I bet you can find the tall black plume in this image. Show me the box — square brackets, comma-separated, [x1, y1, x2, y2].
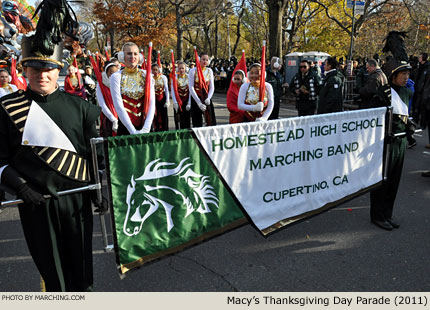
[31, 0, 79, 55]
[382, 31, 409, 62]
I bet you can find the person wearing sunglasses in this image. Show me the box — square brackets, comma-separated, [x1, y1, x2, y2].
[289, 60, 322, 116]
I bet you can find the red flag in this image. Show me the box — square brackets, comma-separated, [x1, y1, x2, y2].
[143, 42, 153, 118]
[259, 41, 266, 102]
[104, 47, 110, 61]
[194, 47, 208, 94]
[169, 50, 182, 112]
[229, 49, 247, 91]
[10, 57, 26, 90]
[157, 51, 162, 70]
[89, 53, 117, 136]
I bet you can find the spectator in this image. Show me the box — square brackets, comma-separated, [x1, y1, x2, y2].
[318, 57, 344, 114]
[266, 57, 286, 119]
[411, 53, 430, 149]
[289, 60, 321, 116]
[359, 59, 388, 108]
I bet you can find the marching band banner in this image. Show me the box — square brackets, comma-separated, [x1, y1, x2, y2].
[106, 130, 245, 274]
[193, 108, 386, 234]
[106, 108, 386, 273]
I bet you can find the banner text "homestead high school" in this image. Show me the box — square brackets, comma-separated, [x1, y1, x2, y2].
[211, 129, 304, 152]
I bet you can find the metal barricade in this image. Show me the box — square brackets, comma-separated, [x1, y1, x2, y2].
[343, 74, 359, 110]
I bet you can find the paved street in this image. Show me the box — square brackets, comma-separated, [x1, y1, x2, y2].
[1, 92, 429, 292]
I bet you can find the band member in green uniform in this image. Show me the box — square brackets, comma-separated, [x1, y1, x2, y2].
[365, 58, 413, 231]
[0, 0, 100, 291]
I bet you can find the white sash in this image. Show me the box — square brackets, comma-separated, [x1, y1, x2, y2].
[390, 88, 409, 116]
[22, 101, 77, 153]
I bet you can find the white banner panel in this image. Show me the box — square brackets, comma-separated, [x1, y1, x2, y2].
[193, 108, 386, 232]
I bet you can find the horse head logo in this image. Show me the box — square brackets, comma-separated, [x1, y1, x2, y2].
[123, 157, 219, 236]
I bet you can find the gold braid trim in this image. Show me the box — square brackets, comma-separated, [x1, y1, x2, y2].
[22, 57, 64, 68]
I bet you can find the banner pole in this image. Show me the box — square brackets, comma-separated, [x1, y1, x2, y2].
[383, 107, 393, 180]
[393, 128, 422, 137]
[91, 137, 104, 203]
[90, 137, 113, 252]
[0, 183, 101, 208]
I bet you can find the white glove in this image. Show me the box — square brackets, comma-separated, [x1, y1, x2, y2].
[253, 102, 264, 112]
[186, 103, 191, 111]
[164, 99, 170, 108]
[112, 119, 119, 132]
[136, 127, 150, 134]
[173, 101, 179, 112]
[204, 98, 211, 106]
[198, 102, 207, 111]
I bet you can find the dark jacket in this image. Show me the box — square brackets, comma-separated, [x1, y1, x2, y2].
[318, 69, 344, 114]
[290, 70, 321, 111]
[411, 61, 430, 124]
[355, 66, 368, 90]
[359, 68, 388, 107]
[266, 68, 284, 98]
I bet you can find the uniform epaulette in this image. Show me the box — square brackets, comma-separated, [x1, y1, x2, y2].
[1, 90, 30, 132]
[380, 85, 391, 100]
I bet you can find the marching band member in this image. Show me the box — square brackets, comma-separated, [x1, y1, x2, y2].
[64, 64, 87, 99]
[237, 63, 274, 122]
[0, 0, 101, 291]
[171, 61, 191, 129]
[227, 50, 247, 124]
[96, 59, 120, 137]
[110, 42, 155, 135]
[227, 70, 247, 123]
[188, 52, 216, 127]
[151, 63, 170, 131]
[0, 69, 18, 97]
[367, 58, 413, 231]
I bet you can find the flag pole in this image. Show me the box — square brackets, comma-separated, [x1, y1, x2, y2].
[259, 40, 266, 102]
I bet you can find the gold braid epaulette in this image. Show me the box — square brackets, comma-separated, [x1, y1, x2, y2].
[1, 91, 89, 182]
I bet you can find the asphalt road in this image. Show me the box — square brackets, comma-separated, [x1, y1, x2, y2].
[0, 93, 429, 292]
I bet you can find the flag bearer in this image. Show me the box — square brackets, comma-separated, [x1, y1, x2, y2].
[237, 63, 274, 122]
[110, 42, 155, 135]
[189, 52, 216, 127]
[171, 61, 191, 129]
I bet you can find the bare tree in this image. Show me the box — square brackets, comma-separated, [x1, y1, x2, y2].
[231, 0, 247, 55]
[283, 0, 322, 53]
[310, 0, 392, 39]
[168, 0, 201, 60]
